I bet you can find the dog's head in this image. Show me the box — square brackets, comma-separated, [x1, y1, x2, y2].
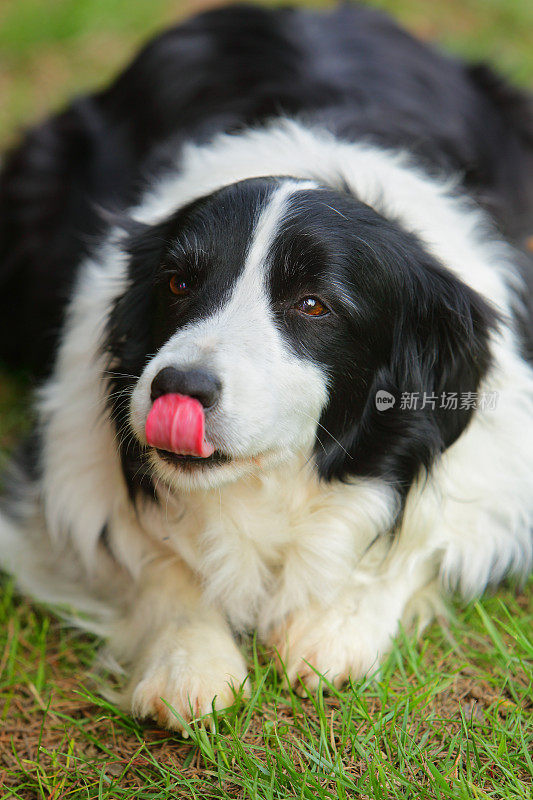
[105, 177, 496, 499]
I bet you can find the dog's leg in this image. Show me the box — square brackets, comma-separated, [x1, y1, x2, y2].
[268, 550, 438, 692]
[109, 557, 249, 732]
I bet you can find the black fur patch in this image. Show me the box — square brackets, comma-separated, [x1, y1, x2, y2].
[269, 188, 498, 494]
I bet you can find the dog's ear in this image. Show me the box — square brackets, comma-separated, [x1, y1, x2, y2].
[318, 260, 498, 496]
[103, 217, 176, 502]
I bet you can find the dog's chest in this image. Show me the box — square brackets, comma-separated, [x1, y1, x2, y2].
[152, 466, 388, 631]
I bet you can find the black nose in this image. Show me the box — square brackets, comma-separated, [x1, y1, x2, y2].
[150, 366, 221, 409]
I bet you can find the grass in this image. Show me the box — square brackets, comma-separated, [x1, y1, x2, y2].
[1, 0, 532, 797]
[0, 581, 531, 797]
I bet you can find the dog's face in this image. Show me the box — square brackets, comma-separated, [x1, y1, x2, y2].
[106, 177, 495, 496]
[130, 179, 331, 489]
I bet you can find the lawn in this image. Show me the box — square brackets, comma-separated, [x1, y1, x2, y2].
[0, 1, 532, 797]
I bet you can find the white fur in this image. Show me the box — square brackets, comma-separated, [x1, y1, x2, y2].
[1, 119, 532, 726]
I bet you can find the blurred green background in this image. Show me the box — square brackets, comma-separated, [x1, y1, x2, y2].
[1, 0, 533, 149]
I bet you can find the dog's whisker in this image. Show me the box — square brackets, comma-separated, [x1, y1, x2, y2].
[296, 410, 352, 459]
[103, 370, 139, 380]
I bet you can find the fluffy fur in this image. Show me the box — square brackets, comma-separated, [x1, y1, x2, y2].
[1, 3, 532, 730]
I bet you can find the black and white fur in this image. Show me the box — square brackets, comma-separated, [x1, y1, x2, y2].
[1, 4, 532, 729]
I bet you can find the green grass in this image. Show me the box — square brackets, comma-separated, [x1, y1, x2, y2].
[0, 579, 531, 797]
[1, 0, 532, 797]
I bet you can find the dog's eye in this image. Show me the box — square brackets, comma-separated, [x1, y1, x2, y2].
[294, 296, 329, 317]
[169, 275, 190, 296]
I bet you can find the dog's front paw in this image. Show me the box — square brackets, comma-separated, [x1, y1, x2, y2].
[130, 623, 249, 733]
[269, 600, 390, 693]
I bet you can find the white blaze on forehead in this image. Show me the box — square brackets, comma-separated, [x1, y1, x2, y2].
[246, 180, 317, 275]
[225, 179, 317, 316]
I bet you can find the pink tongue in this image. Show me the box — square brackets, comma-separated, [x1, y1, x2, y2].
[145, 394, 215, 458]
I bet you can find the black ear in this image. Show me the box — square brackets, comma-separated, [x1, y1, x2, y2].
[103, 217, 174, 502]
[104, 217, 171, 374]
[319, 260, 498, 497]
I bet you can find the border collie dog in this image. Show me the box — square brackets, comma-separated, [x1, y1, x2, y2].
[1, 4, 532, 730]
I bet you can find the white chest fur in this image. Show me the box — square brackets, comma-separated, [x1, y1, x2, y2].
[138, 462, 397, 633]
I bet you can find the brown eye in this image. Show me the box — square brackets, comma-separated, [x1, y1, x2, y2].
[294, 296, 329, 317]
[169, 274, 190, 296]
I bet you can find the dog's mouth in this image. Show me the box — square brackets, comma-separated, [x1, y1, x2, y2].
[156, 448, 233, 468]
